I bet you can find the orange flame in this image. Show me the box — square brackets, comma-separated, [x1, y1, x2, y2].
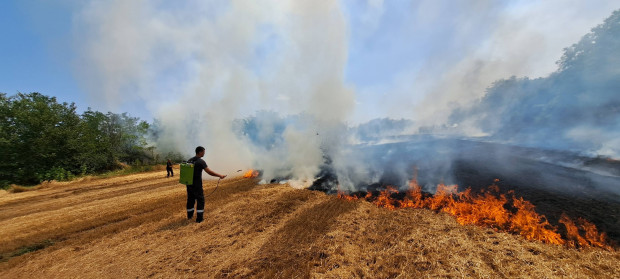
[243, 169, 259, 178]
[337, 191, 359, 201]
[338, 176, 612, 250]
[559, 214, 610, 249]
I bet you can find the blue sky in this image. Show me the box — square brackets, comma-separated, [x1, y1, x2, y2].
[0, 1, 82, 105]
[344, 1, 492, 86]
[1, 1, 618, 123]
[1, 1, 152, 116]
[0, 0, 150, 118]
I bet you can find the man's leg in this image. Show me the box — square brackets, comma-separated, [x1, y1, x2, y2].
[196, 187, 205, 223]
[186, 185, 195, 219]
[171, 168, 174, 177]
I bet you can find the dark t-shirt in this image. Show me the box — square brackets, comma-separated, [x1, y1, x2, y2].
[166, 161, 172, 168]
[187, 156, 208, 187]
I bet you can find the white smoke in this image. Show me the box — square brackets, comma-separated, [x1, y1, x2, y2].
[71, 0, 619, 188]
[344, 0, 619, 127]
[73, 0, 354, 180]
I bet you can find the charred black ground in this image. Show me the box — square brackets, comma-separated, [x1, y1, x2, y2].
[308, 138, 620, 245]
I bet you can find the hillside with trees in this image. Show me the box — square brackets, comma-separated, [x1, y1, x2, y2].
[449, 10, 620, 156]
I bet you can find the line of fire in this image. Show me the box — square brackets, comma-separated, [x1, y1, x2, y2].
[243, 167, 614, 250]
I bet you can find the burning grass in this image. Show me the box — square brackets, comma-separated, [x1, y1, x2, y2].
[338, 177, 614, 250]
[243, 169, 260, 178]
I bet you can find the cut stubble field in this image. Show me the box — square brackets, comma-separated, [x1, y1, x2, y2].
[0, 168, 618, 278]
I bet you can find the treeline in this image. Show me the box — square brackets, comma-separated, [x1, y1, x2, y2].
[0, 92, 178, 187]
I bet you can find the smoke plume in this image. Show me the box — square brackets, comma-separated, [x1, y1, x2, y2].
[73, 0, 353, 185]
[72, 1, 620, 193]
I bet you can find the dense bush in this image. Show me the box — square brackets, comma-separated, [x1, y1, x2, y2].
[0, 92, 155, 187]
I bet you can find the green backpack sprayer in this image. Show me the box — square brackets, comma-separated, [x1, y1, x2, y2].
[179, 163, 194, 185]
[179, 162, 221, 197]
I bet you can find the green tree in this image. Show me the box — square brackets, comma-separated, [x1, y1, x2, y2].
[0, 92, 156, 187]
[0, 93, 82, 185]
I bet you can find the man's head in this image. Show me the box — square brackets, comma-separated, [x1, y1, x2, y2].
[195, 146, 206, 157]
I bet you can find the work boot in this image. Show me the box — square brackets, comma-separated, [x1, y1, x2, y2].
[187, 209, 194, 220]
[196, 212, 204, 223]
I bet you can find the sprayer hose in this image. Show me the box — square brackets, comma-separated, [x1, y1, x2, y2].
[205, 178, 221, 198]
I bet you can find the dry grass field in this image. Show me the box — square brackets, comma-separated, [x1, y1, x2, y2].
[0, 168, 618, 278]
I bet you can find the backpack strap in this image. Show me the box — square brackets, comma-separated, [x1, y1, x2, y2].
[186, 157, 197, 164]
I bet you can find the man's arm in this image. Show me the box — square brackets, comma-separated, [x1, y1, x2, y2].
[204, 167, 226, 179]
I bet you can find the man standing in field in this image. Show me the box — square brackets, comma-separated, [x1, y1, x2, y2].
[186, 146, 226, 223]
[166, 159, 174, 178]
